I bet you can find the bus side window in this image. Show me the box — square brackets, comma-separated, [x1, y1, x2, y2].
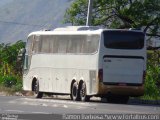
[27, 36, 33, 56]
[67, 35, 84, 54]
[32, 36, 40, 54]
[81, 35, 99, 53]
[88, 35, 99, 53]
[41, 37, 50, 53]
[51, 36, 58, 53]
[57, 35, 68, 53]
[24, 55, 28, 70]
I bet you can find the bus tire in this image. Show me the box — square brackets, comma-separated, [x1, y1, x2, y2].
[79, 82, 90, 102]
[71, 82, 79, 101]
[33, 80, 43, 98]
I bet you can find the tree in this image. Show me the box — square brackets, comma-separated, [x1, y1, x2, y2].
[0, 40, 25, 76]
[64, 0, 160, 99]
[64, 0, 160, 37]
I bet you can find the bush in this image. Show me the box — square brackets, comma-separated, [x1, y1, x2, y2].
[12, 83, 23, 92]
[2, 76, 17, 87]
[13, 79, 23, 92]
[144, 51, 160, 100]
[0, 76, 3, 85]
[0, 75, 23, 95]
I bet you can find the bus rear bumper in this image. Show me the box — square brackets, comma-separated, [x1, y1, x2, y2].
[98, 83, 144, 97]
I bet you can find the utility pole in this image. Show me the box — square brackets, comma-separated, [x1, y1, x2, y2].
[86, 0, 93, 26]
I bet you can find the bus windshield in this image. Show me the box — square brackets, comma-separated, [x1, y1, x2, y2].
[103, 30, 145, 49]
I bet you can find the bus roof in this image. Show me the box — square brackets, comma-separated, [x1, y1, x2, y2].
[28, 26, 104, 37]
[54, 26, 102, 31]
[28, 26, 143, 37]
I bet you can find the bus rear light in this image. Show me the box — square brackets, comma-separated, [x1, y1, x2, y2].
[143, 71, 146, 84]
[98, 69, 103, 82]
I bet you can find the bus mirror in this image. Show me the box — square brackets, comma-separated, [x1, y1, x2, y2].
[17, 48, 26, 61]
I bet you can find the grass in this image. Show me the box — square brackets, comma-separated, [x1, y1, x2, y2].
[0, 83, 23, 96]
[0, 75, 23, 95]
[139, 95, 160, 101]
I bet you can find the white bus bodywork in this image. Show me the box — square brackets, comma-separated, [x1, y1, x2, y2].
[23, 26, 146, 103]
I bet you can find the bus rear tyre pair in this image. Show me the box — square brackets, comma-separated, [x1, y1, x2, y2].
[71, 81, 90, 102]
[79, 82, 90, 102]
[33, 80, 43, 98]
[71, 82, 79, 101]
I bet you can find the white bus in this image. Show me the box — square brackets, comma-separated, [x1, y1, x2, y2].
[23, 26, 146, 103]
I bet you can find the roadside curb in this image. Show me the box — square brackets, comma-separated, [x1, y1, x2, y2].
[129, 98, 160, 105]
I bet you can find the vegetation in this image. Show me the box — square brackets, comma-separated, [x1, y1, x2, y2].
[64, 0, 160, 37]
[64, 0, 160, 100]
[0, 0, 160, 100]
[0, 40, 25, 95]
[143, 51, 160, 100]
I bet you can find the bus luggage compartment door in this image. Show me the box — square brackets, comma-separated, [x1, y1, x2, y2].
[103, 56, 144, 85]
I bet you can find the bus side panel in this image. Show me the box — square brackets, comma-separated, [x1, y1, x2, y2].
[89, 70, 98, 95]
[28, 54, 99, 95]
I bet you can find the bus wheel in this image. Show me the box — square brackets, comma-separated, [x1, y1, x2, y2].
[33, 80, 43, 98]
[79, 82, 90, 102]
[71, 82, 79, 101]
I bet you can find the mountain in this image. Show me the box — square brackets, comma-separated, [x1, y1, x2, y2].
[0, 0, 72, 43]
[0, 0, 13, 7]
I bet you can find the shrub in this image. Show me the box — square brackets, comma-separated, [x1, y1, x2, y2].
[13, 79, 23, 92]
[2, 76, 17, 87]
[12, 83, 23, 92]
[0, 75, 23, 95]
[144, 51, 160, 100]
[0, 76, 3, 85]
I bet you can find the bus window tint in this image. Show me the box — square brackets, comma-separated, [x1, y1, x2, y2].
[32, 36, 40, 54]
[35, 34, 99, 54]
[26, 36, 32, 55]
[83, 35, 99, 53]
[67, 35, 99, 54]
[38, 35, 57, 53]
[40, 36, 50, 53]
[103, 31, 144, 49]
[51, 36, 58, 53]
[67, 35, 84, 53]
[57, 36, 68, 53]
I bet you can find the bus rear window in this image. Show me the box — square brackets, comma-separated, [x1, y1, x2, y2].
[103, 31, 145, 49]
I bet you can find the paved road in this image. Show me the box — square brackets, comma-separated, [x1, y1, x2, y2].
[0, 95, 160, 114]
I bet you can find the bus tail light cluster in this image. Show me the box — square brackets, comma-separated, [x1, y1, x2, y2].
[98, 69, 103, 82]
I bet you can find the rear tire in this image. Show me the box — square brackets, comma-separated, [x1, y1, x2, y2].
[79, 82, 90, 102]
[71, 82, 79, 101]
[33, 80, 43, 98]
